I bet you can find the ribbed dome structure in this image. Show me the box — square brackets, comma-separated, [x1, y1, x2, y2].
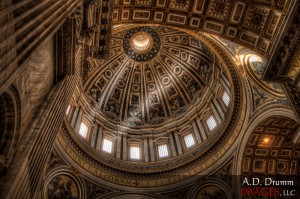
[85, 26, 215, 128]
[58, 24, 242, 185]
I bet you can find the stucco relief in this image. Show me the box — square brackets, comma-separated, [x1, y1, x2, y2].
[14, 38, 54, 136]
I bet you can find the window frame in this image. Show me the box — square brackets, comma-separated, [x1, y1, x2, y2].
[78, 121, 89, 139]
[102, 137, 113, 154]
[129, 145, 141, 160]
[183, 133, 196, 149]
[222, 91, 230, 107]
[157, 143, 169, 159]
[206, 115, 217, 131]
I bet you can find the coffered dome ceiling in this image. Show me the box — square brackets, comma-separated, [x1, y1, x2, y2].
[85, 26, 216, 128]
[59, 24, 244, 188]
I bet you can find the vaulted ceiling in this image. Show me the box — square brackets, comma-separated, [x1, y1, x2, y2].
[242, 117, 300, 175]
[84, 26, 219, 128]
[112, 0, 294, 56]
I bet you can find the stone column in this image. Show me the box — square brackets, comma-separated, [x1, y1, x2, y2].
[122, 135, 127, 160]
[148, 136, 155, 161]
[192, 120, 202, 143]
[95, 126, 103, 151]
[196, 118, 207, 140]
[90, 124, 98, 148]
[116, 133, 122, 159]
[210, 102, 222, 124]
[174, 133, 183, 155]
[143, 136, 149, 162]
[0, 75, 78, 199]
[70, 106, 79, 127]
[74, 108, 84, 132]
[0, 16, 80, 198]
[213, 99, 225, 120]
[169, 133, 177, 157]
[220, 75, 231, 94]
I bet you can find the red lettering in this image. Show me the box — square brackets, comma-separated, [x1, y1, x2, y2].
[240, 187, 281, 197]
[241, 188, 253, 196]
[253, 187, 261, 196]
[261, 188, 269, 197]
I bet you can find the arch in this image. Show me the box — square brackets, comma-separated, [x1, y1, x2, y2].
[239, 52, 285, 98]
[234, 106, 298, 175]
[232, 110, 300, 198]
[0, 86, 20, 176]
[239, 115, 299, 174]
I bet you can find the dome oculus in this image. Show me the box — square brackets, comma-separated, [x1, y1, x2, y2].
[124, 26, 160, 61]
[130, 31, 153, 53]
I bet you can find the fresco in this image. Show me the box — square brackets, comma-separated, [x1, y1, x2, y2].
[249, 55, 283, 93]
[46, 175, 79, 199]
[249, 55, 265, 76]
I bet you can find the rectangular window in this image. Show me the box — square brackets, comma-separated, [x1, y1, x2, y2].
[130, 146, 140, 160]
[102, 138, 113, 153]
[158, 144, 169, 158]
[184, 133, 195, 148]
[66, 105, 71, 115]
[206, 115, 217, 131]
[79, 122, 88, 138]
[222, 91, 230, 107]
